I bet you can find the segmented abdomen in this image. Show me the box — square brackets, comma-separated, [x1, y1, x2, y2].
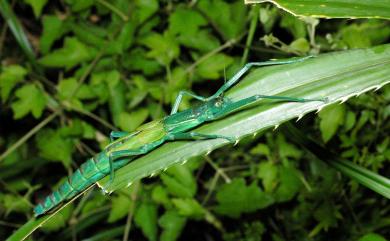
[34, 151, 110, 216]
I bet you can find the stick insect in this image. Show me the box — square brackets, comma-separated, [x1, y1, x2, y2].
[34, 56, 326, 216]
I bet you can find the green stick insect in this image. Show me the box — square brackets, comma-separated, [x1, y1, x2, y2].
[34, 56, 326, 216]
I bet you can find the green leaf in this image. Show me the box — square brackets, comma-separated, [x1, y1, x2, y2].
[41, 205, 73, 232]
[134, 202, 158, 241]
[196, 54, 234, 79]
[11, 84, 46, 119]
[277, 134, 302, 160]
[274, 166, 302, 202]
[2, 194, 30, 214]
[313, 202, 342, 230]
[141, 32, 180, 66]
[0, 65, 27, 101]
[161, 165, 197, 198]
[172, 198, 205, 219]
[39, 37, 93, 69]
[65, 0, 94, 12]
[40, 15, 66, 54]
[338, 21, 390, 49]
[159, 210, 186, 241]
[215, 178, 274, 218]
[344, 111, 356, 131]
[151, 185, 171, 208]
[107, 194, 132, 223]
[0, 0, 37, 65]
[123, 48, 162, 76]
[319, 104, 346, 143]
[98, 45, 390, 194]
[358, 233, 387, 241]
[118, 108, 149, 132]
[280, 12, 306, 39]
[35, 128, 74, 168]
[168, 8, 207, 36]
[133, 0, 159, 24]
[24, 0, 48, 18]
[177, 29, 220, 52]
[198, 0, 246, 39]
[247, 0, 390, 19]
[257, 161, 278, 192]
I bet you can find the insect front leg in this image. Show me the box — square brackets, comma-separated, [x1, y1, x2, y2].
[210, 56, 315, 99]
[171, 90, 208, 114]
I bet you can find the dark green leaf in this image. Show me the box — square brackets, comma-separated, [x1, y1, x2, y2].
[161, 165, 197, 198]
[134, 202, 158, 241]
[40, 15, 67, 54]
[196, 54, 234, 79]
[159, 210, 186, 241]
[11, 83, 47, 119]
[39, 37, 93, 69]
[35, 128, 74, 168]
[24, 0, 48, 18]
[215, 178, 274, 218]
[319, 104, 346, 143]
[107, 194, 131, 223]
[0, 65, 27, 101]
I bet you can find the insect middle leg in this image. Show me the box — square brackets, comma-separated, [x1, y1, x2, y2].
[170, 91, 208, 114]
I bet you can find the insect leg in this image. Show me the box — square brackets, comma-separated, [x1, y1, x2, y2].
[171, 90, 208, 114]
[210, 56, 314, 99]
[214, 94, 326, 119]
[168, 132, 234, 142]
[103, 147, 150, 190]
[110, 131, 130, 142]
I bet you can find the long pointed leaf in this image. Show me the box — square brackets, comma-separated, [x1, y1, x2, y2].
[0, 0, 37, 65]
[246, 0, 390, 19]
[99, 44, 390, 191]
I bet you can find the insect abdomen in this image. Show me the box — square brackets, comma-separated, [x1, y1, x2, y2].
[34, 152, 110, 216]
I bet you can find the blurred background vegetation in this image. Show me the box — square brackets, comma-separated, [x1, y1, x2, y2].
[0, 0, 389, 240]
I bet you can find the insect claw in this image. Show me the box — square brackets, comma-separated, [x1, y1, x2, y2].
[205, 150, 212, 156]
[181, 159, 188, 165]
[253, 132, 258, 138]
[273, 124, 279, 131]
[163, 168, 168, 172]
[127, 182, 133, 187]
[150, 172, 156, 177]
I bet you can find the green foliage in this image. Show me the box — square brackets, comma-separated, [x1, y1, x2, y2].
[215, 178, 273, 218]
[39, 38, 93, 69]
[35, 128, 74, 168]
[24, 0, 47, 18]
[134, 202, 158, 241]
[0, 65, 27, 101]
[1, 1, 389, 241]
[319, 104, 346, 143]
[11, 83, 47, 119]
